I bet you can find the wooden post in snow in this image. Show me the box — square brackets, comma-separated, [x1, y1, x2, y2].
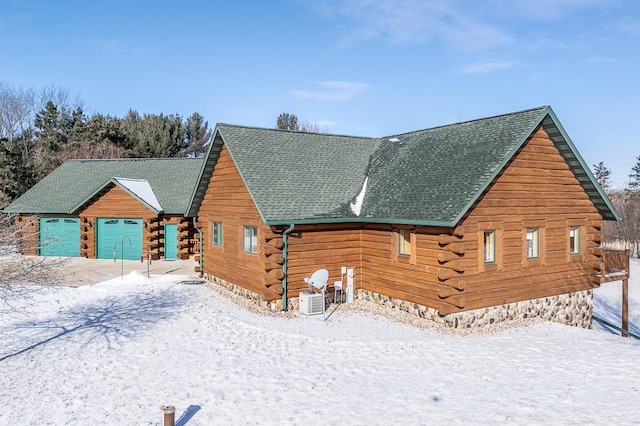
[622, 277, 629, 337]
[161, 406, 175, 426]
[621, 249, 630, 338]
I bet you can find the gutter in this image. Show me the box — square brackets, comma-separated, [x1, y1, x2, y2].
[193, 217, 204, 278]
[281, 224, 295, 311]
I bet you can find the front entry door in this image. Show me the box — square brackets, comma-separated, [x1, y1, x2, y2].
[164, 223, 178, 259]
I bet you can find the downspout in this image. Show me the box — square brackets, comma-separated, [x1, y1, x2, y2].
[281, 224, 295, 311]
[193, 217, 204, 278]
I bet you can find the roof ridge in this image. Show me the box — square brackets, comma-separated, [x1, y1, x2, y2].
[65, 157, 202, 163]
[216, 122, 379, 141]
[384, 105, 549, 139]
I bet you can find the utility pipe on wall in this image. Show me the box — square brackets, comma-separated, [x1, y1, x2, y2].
[281, 224, 295, 311]
[193, 217, 204, 278]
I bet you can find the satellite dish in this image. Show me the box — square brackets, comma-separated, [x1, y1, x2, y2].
[304, 269, 329, 292]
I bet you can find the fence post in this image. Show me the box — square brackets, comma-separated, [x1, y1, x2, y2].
[161, 406, 175, 426]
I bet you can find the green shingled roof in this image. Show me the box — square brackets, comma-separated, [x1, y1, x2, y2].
[216, 124, 380, 221]
[189, 106, 619, 225]
[4, 158, 204, 215]
[361, 107, 548, 224]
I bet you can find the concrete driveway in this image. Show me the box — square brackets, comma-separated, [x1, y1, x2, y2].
[52, 257, 200, 286]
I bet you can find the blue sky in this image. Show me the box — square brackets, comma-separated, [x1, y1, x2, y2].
[1, 0, 638, 187]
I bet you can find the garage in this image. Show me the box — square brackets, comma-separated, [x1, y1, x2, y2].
[96, 218, 143, 260]
[39, 217, 81, 257]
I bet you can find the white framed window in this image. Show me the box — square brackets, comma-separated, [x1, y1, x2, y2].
[398, 229, 411, 256]
[526, 228, 540, 259]
[243, 225, 258, 254]
[211, 222, 222, 246]
[483, 230, 496, 263]
[569, 226, 581, 255]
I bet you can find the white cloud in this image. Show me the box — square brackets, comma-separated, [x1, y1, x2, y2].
[459, 60, 518, 74]
[291, 81, 372, 102]
[308, 0, 513, 50]
[508, 0, 610, 21]
[308, 0, 614, 50]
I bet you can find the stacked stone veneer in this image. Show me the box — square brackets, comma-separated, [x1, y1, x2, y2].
[204, 273, 593, 330]
[204, 274, 301, 312]
[355, 289, 593, 330]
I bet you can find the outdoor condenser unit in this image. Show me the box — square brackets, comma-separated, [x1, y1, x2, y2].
[299, 291, 324, 315]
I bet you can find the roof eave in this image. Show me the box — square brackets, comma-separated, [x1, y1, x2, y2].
[186, 129, 218, 217]
[2, 208, 71, 215]
[215, 126, 270, 224]
[542, 108, 622, 221]
[265, 217, 455, 227]
[448, 106, 621, 225]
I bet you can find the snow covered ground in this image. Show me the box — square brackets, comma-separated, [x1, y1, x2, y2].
[1, 261, 638, 425]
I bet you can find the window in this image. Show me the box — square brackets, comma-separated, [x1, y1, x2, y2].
[243, 225, 258, 254]
[526, 228, 540, 259]
[211, 222, 222, 246]
[483, 230, 496, 263]
[569, 226, 581, 255]
[398, 230, 411, 256]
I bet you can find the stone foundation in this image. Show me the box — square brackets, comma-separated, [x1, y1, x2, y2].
[355, 289, 593, 330]
[204, 274, 300, 312]
[204, 273, 593, 331]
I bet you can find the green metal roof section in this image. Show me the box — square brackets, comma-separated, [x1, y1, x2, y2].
[3, 158, 204, 215]
[214, 124, 380, 223]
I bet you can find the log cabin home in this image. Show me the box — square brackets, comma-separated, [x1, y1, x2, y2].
[3, 158, 203, 261]
[188, 106, 627, 329]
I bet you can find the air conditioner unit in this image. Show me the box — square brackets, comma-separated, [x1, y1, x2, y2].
[299, 291, 324, 315]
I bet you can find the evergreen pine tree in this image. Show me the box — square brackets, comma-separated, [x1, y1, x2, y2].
[593, 161, 612, 192]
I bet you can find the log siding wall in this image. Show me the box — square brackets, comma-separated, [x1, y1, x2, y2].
[198, 145, 276, 299]
[433, 127, 603, 314]
[356, 128, 603, 315]
[199, 128, 605, 314]
[284, 224, 362, 297]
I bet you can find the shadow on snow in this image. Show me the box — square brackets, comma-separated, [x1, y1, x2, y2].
[176, 404, 201, 426]
[0, 288, 187, 361]
[593, 293, 639, 336]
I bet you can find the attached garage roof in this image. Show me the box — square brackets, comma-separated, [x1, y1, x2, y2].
[3, 158, 203, 215]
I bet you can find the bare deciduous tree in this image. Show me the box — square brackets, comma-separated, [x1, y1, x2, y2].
[276, 113, 328, 133]
[0, 214, 66, 313]
[298, 120, 328, 133]
[37, 85, 82, 116]
[0, 82, 35, 142]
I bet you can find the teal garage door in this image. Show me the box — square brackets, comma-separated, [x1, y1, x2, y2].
[96, 218, 143, 260]
[39, 217, 80, 257]
[164, 223, 178, 259]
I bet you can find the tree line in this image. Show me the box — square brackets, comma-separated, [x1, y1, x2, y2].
[0, 82, 212, 206]
[593, 159, 640, 256]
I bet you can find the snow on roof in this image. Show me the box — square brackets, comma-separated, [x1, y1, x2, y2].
[349, 176, 368, 216]
[114, 177, 163, 212]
